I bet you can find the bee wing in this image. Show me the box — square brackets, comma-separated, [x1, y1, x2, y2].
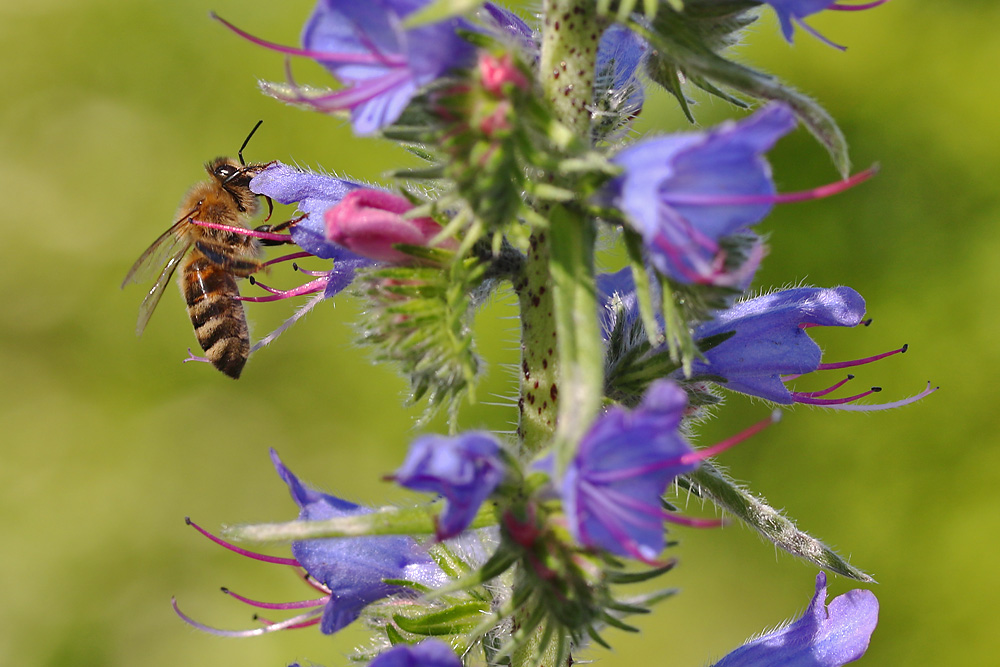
[123, 208, 198, 336]
[133, 239, 193, 336]
[121, 209, 197, 288]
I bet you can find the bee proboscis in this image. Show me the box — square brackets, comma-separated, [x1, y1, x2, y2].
[122, 121, 291, 379]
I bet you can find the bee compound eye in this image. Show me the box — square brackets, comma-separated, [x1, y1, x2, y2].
[215, 164, 238, 180]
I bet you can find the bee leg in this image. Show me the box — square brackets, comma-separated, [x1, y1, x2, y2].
[255, 213, 307, 246]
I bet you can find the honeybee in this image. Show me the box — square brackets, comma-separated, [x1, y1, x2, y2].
[122, 121, 289, 379]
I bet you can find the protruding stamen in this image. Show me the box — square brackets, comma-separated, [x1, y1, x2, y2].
[172, 597, 322, 637]
[292, 262, 331, 277]
[680, 409, 782, 465]
[249, 292, 327, 354]
[253, 614, 324, 631]
[185, 517, 300, 566]
[817, 344, 907, 371]
[264, 252, 312, 268]
[220, 587, 329, 611]
[830, 0, 889, 11]
[239, 277, 328, 302]
[791, 386, 881, 406]
[661, 166, 877, 208]
[210, 12, 406, 67]
[793, 375, 854, 398]
[661, 514, 726, 529]
[810, 381, 938, 412]
[189, 218, 293, 243]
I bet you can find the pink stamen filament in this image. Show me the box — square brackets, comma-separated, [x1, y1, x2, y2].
[211, 12, 405, 67]
[189, 219, 293, 243]
[792, 375, 854, 398]
[221, 587, 329, 611]
[172, 597, 322, 638]
[250, 292, 327, 354]
[185, 517, 300, 566]
[791, 386, 881, 406]
[681, 410, 782, 464]
[254, 614, 324, 631]
[264, 252, 312, 267]
[816, 344, 908, 371]
[816, 381, 938, 412]
[239, 276, 328, 302]
[829, 1, 889, 11]
[278, 67, 413, 112]
[662, 166, 877, 207]
[292, 262, 331, 276]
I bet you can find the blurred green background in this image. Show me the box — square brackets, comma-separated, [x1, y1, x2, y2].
[1, 1, 995, 665]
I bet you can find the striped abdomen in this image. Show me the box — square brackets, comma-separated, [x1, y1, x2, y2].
[181, 251, 250, 379]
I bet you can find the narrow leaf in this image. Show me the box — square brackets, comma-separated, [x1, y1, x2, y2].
[682, 462, 874, 582]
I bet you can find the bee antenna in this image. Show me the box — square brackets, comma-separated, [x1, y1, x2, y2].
[238, 120, 264, 167]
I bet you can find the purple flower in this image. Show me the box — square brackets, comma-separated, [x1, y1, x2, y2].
[247, 162, 375, 300]
[481, 3, 537, 56]
[173, 450, 446, 637]
[214, 0, 477, 134]
[393, 432, 505, 539]
[691, 287, 936, 409]
[606, 104, 796, 286]
[692, 287, 867, 404]
[593, 24, 647, 135]
[271, 449, 446, 633]
[369, 640, 463, 667]
[763, 1, 889, 50]
[712, 572, 878, 667]
[558, 380, 698, 561]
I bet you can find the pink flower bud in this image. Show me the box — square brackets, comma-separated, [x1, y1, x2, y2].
[479, 52, 529, 96]
[325, 190, 452, 263]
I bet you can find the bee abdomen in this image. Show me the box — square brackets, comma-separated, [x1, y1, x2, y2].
[182, 254, 250, 379]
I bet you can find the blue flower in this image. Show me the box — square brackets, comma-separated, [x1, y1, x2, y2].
[369, 640, 463, 667]
[605, 104, 797, 286]
[215, 0, 477, 134]
[249, 162, 375, 295]
[691, 287, 867, 404]
[272, 449, 446, 633]
[691, 286, 937, 409]
[596, 278, 935, 410]
[712, 572, 878, 667]
[559, 380, 697, 561]
[763, 1, 889, 50]
[593, 24, 647, 137]
[393, 432, 506, 539]
[173, 451, 446, 637]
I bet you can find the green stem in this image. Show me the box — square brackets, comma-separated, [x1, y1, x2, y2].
[516, 231, 559, 452]
[511, 2, 604, 666]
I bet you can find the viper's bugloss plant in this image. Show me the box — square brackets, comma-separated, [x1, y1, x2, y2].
[171, 0, 934, 665]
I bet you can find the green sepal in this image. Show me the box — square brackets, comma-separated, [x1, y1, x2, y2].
[221, 500, 499, 544]
[597, 611, 639, 633]
[604, 561, 677, 584]
[425, 544, 521, 599]
[623, 229, 662, 345]
[382, 578, 435, 594]
[385, 623, 409, 646]
[681, 462, 875, 582]
[357, 257, 489, 422]
[392, 601, 492, 636]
